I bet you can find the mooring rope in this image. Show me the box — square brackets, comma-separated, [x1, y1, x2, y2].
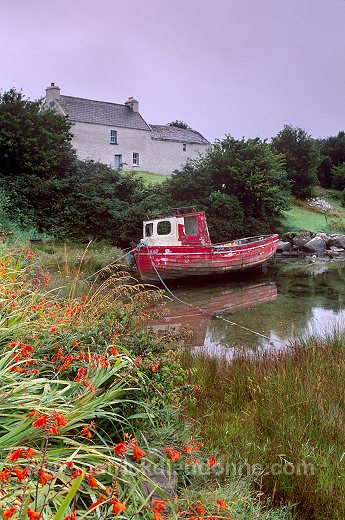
[146, 247, 284, 345]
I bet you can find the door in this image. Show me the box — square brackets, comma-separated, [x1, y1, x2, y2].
[114, 154, 122, 170]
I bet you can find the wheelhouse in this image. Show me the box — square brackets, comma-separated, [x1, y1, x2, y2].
[142, 211, 211, 247]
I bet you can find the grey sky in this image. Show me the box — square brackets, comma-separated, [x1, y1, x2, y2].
[1, 0, 345, 142]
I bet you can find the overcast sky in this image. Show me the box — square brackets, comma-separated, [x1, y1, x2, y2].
[1, 0, 345, 142]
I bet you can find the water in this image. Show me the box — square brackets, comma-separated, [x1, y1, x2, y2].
[149, 259, 345, 359]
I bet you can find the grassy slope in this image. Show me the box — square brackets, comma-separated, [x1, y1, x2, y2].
[122, 170, 170, 185]
[281, 188, 345, 233]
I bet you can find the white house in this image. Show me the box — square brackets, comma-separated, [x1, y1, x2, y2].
[44, 83, 210, 175]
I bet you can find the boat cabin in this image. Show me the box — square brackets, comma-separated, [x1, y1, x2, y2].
[141, 211, 211, 247]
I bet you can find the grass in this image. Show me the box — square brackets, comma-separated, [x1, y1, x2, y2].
[122, 170, 170, 185]
[281, 187, 345, 233]
[182, 333, 345, 519]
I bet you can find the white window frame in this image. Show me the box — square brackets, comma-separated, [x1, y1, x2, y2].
[110, 129, 118, 144]
[132, 152, 140, 166]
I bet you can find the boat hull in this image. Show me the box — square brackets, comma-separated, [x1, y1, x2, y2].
[134, 234, 279, 282]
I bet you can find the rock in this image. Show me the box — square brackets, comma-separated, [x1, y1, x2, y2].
[292, 232, 312, 248]
[302, 237, 327, 254]
[277, 240, 291, 252]
[307, 197, 334, 212]
[327, 235, 345, 249]
[326, 247, 345, 258]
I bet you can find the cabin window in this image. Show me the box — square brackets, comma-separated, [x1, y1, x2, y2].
[110, 130, 118, 144]
[157, 220, 171, 235]
[184, 215, 198, 236]
[183, 143, 187, 151]
[145, 223, 153, 237]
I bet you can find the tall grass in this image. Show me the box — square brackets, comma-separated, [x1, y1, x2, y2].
[182, 334, 345, 519]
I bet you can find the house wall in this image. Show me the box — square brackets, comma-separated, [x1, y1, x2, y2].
[70, 122, 209, 175]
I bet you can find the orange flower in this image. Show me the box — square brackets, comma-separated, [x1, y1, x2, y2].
[192, 504, 205, 515]
[217, 499, 226, 509]
[3, 508, 16, 519]
[208, 456, 217, 467]
[112, 497, 127, 516]
[88, 474, 98, 488]
[27, 508, 43, 519]
[81, 422, 94, 438]
[7, 448, 22, 462]
[33, 415, 48, 429]
[183, 445, 193, 455]
[55, 412, 67, 427]
[24, 447, 36, 459]
[151, 363, 159, 373]
[111, 346, 119, 356]
[14, 466, 29, 482]
[0, 468, 11, 482]
[132, 444, 146, 461]
[163, 447, 182, 462]
[152, 500, 166, 520]
[89, 495, 105, 510]
[114, 441, 128, 456]
[39, 469, 53, 486]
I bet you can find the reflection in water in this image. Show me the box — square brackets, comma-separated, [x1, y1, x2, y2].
[149, 260, 345, 360]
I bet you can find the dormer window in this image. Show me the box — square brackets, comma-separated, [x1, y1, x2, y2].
[110, 130, 118, 144]
[183, 143, 187, 151]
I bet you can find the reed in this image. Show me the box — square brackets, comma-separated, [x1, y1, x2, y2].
[183, 334, 345, 519]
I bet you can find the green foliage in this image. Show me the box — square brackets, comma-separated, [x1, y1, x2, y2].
[271, 125, 319, 198]
[331, 162, 345, 191]
[168, 120, 191, 129]
[157, 136, 291, 241]
[317, 131, 345, 188]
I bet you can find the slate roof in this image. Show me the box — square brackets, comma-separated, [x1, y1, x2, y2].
[150, 124, 209, 145]
[57, 96, 151, 131]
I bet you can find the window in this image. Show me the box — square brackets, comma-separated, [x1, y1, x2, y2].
[132, 152, 140, 166]
[110, 130, 117, 144]
[184, 215, 198, 236]
[157, 220, 171, 235]
[145, 223, 153, 237]
[183, 143, 187, 151]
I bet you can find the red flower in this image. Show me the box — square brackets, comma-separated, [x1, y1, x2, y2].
[88, 474, 98, 488]
[55, 412, 67, 427]
[7, 448, 22, 462]
[64, 515, 76, 520]
[208, 456, 217, 467]
[65, 461, 74, 468]
[152, 500, 166, 520]
[3, 508, 16, 519]
[72, 469, 83, 478]
[89, 495, 105, 510]
[183, 445, 193, 455]
[0, 468, 11, 482]
[151, 363, 159, 373]
[27, 508, 43, 519]
[81, 423, 94, 438]
[192, 504, 205, 515]
[217, 499, 226, 509]
[24, 447, 36, 459]
[163, 447, 182, 462]
[14, 466, 29, 481]
[33, 415, 48, 429]
[39, 469, 53, 486]
[132, 444, 146, 461]
[111, 346, 119, 356]
[114, 441, 128, 456]
[112, 497, 127, 516]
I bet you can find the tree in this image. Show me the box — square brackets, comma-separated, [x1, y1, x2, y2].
[168, 120, 191, 129]
[271, 125, 319, 198]
[155, 136, 291, 242]
[317, 131, 345, 188]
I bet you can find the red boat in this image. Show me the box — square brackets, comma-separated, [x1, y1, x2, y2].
[133, 210, 279, 282]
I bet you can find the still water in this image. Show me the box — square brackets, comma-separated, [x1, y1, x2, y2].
[149, 259, 345, 359]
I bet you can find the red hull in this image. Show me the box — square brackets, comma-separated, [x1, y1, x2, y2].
[134, 234, 279, 282]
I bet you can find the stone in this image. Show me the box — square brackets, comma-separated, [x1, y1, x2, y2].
[307, 197, 334, 212]
[277, 240, 291, 252]
[302, 237, 327, 254]
[292, 232, 312, 248]
[327, 235, 345, 249]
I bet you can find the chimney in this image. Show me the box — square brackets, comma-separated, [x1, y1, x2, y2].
[45, 82, 61, 104]
[125, 96, 139, 112]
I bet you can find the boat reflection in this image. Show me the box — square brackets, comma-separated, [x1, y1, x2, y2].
[148, 280, 278, 347]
